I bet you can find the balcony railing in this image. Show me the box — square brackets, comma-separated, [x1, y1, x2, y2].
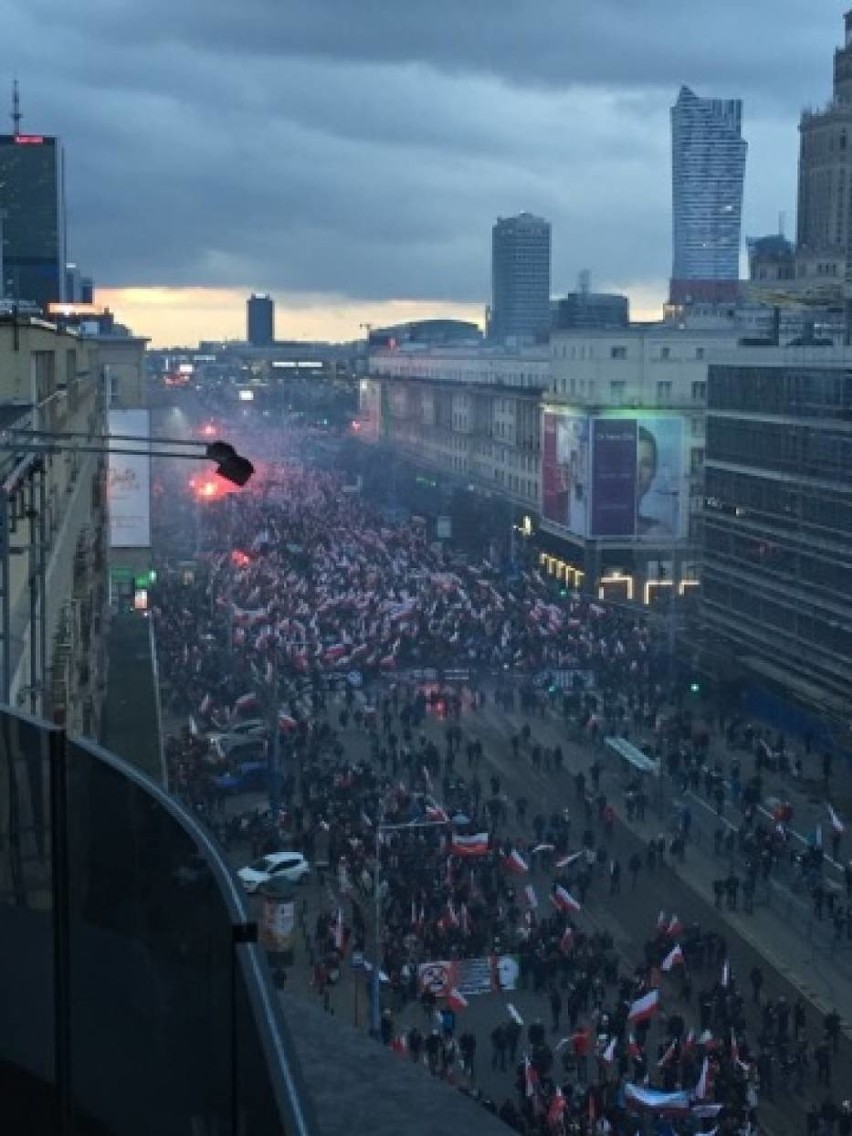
[0, 706, 317, 1136]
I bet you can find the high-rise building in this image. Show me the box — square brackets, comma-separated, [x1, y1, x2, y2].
[670, 86, 747, 306]
[702, 357, 852, 716]
[490, 213, 551, 344]
[247, 292, 274, 346]
[551, 292, 629, 332]
[0, 130, 66, 310]
[796, 11, 852, 289]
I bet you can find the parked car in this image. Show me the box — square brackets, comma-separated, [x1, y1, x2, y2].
[237, 852, 310, 893]
[211, 734, 268, 763]
[212, 760, 268, 794]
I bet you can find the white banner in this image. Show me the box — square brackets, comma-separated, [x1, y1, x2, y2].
[108, 409, 151, 548]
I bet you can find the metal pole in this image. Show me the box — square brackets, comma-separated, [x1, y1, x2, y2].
[48, 727, 73, 1135]
[27, 474, 38, 714]
[269, 637, 281, 818]
[667, 492, 679, 693]
[1, 490, 11, 703]
[370, 808, 383, 1037]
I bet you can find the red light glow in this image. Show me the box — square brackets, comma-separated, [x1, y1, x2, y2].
[231, 550, 251, 568]
[200, 423, 217, 438]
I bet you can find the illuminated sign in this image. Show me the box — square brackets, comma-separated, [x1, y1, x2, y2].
[14, 135, 44, 145]
[47, 303, 103, 317]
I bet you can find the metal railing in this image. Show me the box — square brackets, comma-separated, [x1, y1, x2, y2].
[0, 705, 318, 1136]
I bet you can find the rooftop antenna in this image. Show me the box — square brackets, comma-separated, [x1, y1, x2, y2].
[11, 79, 21, 136]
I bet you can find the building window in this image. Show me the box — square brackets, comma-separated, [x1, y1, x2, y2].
[610, 345, 627, 360]
[691, 380, 707, 402]
[610, 380, 626, 403]
[660, 346, 671, 360]
[695, 347, 705, 360]
[656, 380, 672, 404]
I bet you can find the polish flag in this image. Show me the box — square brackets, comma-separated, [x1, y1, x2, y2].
[657, 1038, 678, 1068]
[460, 903, 471, 936]
[507, 1003, 524, 1026]
[552, 884, 582, 914]
[560, 926, 574, 954]
[502, 849, 529, 875]
[390, 1034, 407, 1057]
[421, 765, 433, 791]
[333, 908, 345, 952]
[447, 987, 468, 1012]
[628, 1033, 642, 1059]
[524, 884, 539, 909]
[694, 1056, 710, 1101]
[627, 988, 660, 1024]
[530, 843, 555, 855]
[828, 803, 845, 835]
[523, 1057, 540, 1101]
[547, 1087, 567, 1126]
[601, 1036, 617, 1064]
[426, 804, 449, 823]
[450, 832, 489, 858]
[661, 943, 685, 971]
[720, 959, 730, 989]
[556, 850, 584, 870]
[667, 914, 683, 937]
[682, 1028, 696, 1053]
[234, 692, 259, 712]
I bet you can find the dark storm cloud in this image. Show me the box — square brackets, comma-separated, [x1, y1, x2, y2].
[3, 0, 846, 302]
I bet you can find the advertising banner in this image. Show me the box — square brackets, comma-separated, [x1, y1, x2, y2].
[259, 895, 295, 953]
[590, 415, 686, 540]
[418, 955, 519, 997]
[542, 411, 590, 536]
[591, 418, 636, 536]
[108, 408, 151, 548]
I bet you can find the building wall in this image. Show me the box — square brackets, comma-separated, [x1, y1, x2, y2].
[370, 346, 550, 389]
[0, 317, 108, 736]
[795, 13, 852, 287]
[703, 357, 852, 714]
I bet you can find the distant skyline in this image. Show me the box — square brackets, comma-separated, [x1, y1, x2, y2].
[2, 0, 847, 345]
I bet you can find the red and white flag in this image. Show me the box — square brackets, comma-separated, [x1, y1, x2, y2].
[507, 1003, 524, 1026]
[657, 1038, 678, 1068]
[667, 914, 683, 937]
[827, 803, 845, 835]
[721, 959, 730, 989]
[333, 908, 345, 952]
[628, 1033, 642, 1059]
[551, 884, 582, 914]
[524, 883, 539, 909]
[627, 988, 660, 1024]
[661, 943, 685, 971]
[530, 843, 555, 855]
[450, 832, 489, 858]
[694, 1056, 710, 1101]
[426, 803, 449, 823]
[447, 987, 468, 1012]
[556, 850, 584, 870]
[547, 1087, 567, 1127]
[683, 1028, 696, 1053]
[502, 849, 529, 875]
[390, 1034, 407, 1057]
[601, 1036, 617, 1064]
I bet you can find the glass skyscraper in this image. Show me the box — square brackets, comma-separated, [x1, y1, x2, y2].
[670, 86, 747, 305]
[490, 212, 551, 344]
[0, 133, 66, 309]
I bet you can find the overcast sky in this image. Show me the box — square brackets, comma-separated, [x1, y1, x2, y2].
[1, 0, 847, 344]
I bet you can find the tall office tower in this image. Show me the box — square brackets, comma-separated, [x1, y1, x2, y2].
[490, 212, 551, 343]
[669, 86, 747, 306]
[797, 11, 852, 290]
[0, 86, 66, 309]
[247, 293, 274, 346]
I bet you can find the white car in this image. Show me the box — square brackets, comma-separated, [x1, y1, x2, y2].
[237, 852, 310, 893]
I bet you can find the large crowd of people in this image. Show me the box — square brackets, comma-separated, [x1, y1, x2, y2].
[152, 453, 850, 1136]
